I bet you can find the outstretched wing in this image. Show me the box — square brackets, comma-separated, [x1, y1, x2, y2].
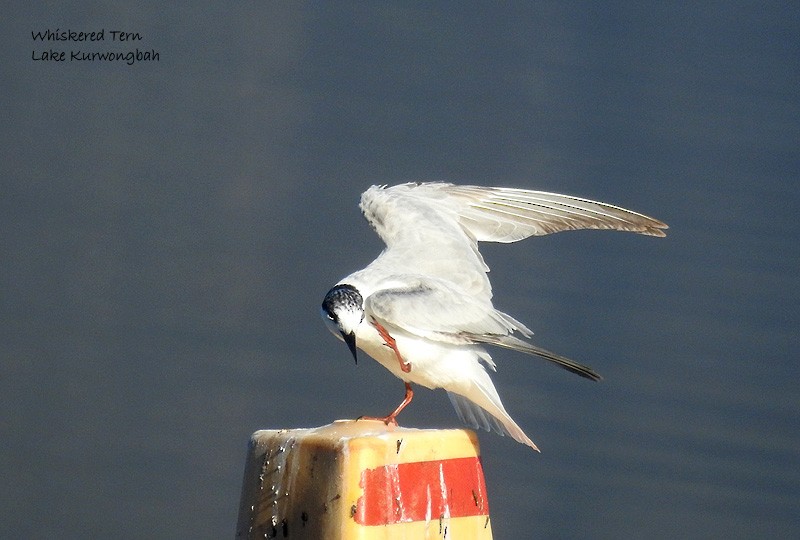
[362, 182, 668, 244]
[443, 183, 668, 240]
[356, 182, 666, 298]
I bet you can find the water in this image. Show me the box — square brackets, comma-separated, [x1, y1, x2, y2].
[2, 3, 798, 538]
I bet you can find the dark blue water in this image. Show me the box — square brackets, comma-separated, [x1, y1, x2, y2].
[3, 3, 798, 538]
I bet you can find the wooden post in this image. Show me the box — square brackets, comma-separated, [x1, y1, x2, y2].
[236, 420, 493, 539]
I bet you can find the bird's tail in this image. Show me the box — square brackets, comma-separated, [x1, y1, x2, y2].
[447, 372, 540, 451]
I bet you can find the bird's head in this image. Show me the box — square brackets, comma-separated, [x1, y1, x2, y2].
[321, 283, 364, 363]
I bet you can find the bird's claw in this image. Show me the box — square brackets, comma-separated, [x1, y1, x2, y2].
[357, 414, 400, 427]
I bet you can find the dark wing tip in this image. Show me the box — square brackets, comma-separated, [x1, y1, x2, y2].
[475, 334, 603, 381]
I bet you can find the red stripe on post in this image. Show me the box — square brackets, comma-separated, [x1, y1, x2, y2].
[355, 456, 490, 526]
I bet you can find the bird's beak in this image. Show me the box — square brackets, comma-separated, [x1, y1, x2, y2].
[342, 331, 358, 364]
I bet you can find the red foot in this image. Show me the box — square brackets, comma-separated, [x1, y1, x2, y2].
[359, 382, 414, 426]
[371, 319, 411, 373]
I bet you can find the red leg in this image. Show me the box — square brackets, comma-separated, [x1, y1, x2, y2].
[360, 382, 414, 426]
[371, 319, 411, 373]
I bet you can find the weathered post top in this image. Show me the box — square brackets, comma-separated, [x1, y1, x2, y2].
[236, 420, 493, 539]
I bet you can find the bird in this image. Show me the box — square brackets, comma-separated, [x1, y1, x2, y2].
[321, 182, 667, 451]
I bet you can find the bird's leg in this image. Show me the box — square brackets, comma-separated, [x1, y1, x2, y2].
[370, 319, 411, 373]
[359, 382, 414, 426]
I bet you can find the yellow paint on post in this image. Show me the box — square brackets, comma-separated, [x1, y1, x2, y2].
[236, 420, 493, 539]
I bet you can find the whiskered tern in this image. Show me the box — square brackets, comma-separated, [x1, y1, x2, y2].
[321, 182, 667, 450]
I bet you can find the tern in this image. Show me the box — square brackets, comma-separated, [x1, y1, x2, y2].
[321, 182, 667, 450]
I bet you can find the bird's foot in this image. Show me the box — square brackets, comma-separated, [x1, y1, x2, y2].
[357, 382, 414, 427]
[371, 319, 412, 373]
[357, 414, 400, 427]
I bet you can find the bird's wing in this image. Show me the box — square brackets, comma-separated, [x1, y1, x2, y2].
[362, 182, 668, 246]
[440, 182, 667, 240]
[476, 334, 601, 381]
[358, 184, 494, 299]
[356, 181, 666, 306]
[366, 276, 601, 380]
[365, 276, 529, 341]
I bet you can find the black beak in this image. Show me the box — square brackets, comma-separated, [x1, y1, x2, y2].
[342, 331, 358, 364]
